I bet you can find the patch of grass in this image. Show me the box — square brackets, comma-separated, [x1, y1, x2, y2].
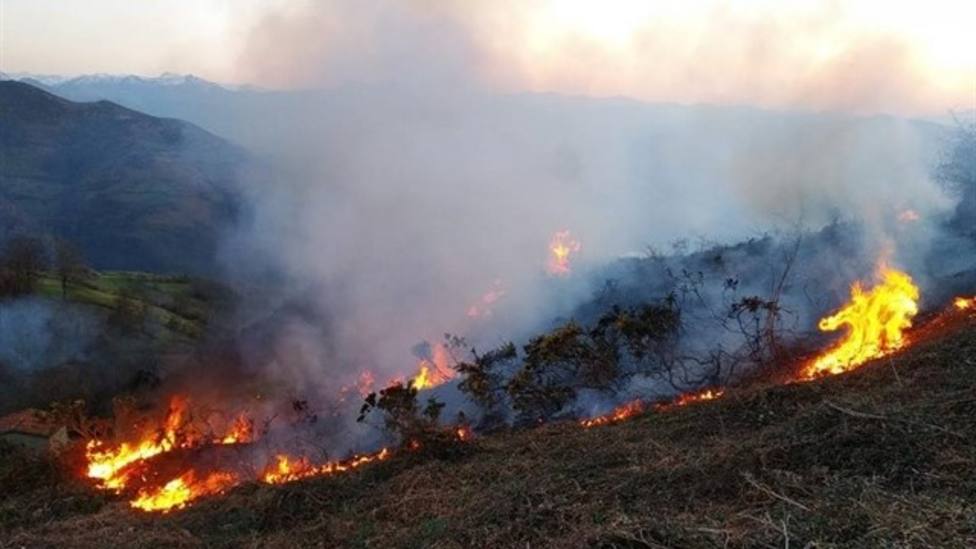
[35, 271, 209, 339]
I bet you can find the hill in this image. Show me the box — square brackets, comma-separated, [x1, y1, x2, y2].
[2, 313, 974, 547]
[0, 81, 249, 274]
[0, 271, 233, 416]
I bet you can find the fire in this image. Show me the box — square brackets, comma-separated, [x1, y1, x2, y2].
[455, 425, 473, 441]
[547, 230, 581, 276]
[670, 388, 724, 407]
[580, 400, 644, 428]
[411, 343, 454, 390]
[800, 267, 920, 380]
[261, 448, 391, 485]
[581, 388, 726, 429]
[220, 413, 254, 444]
[86, 396, 201, 490]
[413, 365, 437, 390]
[130, 470, 238, 513]
[955, 296, 975, 311]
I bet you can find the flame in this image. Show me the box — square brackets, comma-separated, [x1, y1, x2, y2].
[261, 448, 391, 485]
[670, 388, 724, 407]
[130, 470, 238, 513]
[581, 388, 726, 428]
[220, 413, 254, 445]
[411, 343, 454, 390]
[580, 400, 644, 428]
[800, 267, 919, 380]
[85, 396, 201, 490]
[455, 425, 473, 441]
[955, 296, 975, 311]
[547, 230, 581, 276]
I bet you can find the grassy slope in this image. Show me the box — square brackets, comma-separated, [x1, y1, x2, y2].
[3, 317, 975, 548]
[33, 271, 208, 340]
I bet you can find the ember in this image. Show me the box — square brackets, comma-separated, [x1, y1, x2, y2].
[800, 266, 919, 380]
[955, 296, 975, 311]
[455, 425, 473, 441]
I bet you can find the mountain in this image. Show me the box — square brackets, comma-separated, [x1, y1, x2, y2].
[0, 81, 249, 274]
[4, 72, 272, 143]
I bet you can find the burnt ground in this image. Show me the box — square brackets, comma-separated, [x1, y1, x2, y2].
[3, 316, 975, 548]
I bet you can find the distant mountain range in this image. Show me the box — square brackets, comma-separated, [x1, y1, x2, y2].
[0, 72, 276, 147]
[0, 80, 249, 274]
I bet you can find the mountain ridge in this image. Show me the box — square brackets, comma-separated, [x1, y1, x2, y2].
[0, 81, 250, 274]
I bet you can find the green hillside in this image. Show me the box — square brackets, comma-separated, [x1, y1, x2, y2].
[32, 271, 212, 340]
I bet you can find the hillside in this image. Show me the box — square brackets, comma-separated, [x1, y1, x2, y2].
[0, 271, 233, 416]
[3, 314, 974, 547]
[0, 81, 248, 274]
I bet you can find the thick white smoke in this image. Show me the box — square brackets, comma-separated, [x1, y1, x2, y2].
[220, 0, 959, 395]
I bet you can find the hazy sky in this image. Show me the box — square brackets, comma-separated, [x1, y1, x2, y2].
[2, 0, 974, 115]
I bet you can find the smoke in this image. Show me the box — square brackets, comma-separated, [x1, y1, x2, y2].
[215, 0, 963, 409]
[0, 297, 102, 371]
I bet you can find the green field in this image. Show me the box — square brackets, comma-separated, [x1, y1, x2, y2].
[34, 271, 212, 340]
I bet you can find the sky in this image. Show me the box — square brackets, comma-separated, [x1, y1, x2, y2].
[1, 0, 974, 115]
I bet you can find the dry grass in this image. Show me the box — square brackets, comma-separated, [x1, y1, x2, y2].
[3, 319, 976, 548]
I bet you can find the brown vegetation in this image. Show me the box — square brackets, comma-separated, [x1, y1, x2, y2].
[3, 316, 974, 548]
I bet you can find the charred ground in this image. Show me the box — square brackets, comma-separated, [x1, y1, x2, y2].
[3, 314, 974, 548]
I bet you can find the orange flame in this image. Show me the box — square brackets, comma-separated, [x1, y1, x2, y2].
[955, 296, 975, 311]
[800, 267, 919, 380]
[580, 400, 644, 428]
[547, 230, 581, 276]
[411, 343, 453, 390]
[455, 425, 473, 441]
[220, 413, 254, 445]
[670, 388, 724, 407]
[85, 396, 201, 490]
[130, 470, 238, 513]
[261, 448, 391, 485]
